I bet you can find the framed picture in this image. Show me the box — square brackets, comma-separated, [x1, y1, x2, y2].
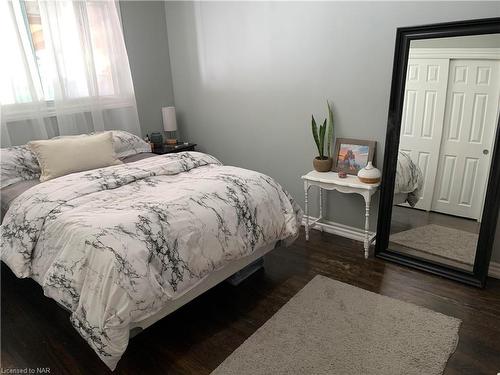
[332, 138, 376, 174]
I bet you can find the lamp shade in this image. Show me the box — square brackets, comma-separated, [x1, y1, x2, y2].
[162, 107, 177, 132]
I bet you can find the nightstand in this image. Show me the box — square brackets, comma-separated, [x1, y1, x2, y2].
[301, 170, 380, 259]
[152, 143, 197, 155]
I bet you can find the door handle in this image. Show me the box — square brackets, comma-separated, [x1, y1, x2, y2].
[483, 149, 489, 155]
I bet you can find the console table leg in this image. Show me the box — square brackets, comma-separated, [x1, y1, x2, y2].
[319, 187, 323, 232]
[364, 193, 371, 259]
[304, 181, 309, 241]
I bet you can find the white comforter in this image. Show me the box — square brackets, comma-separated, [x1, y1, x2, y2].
[1, 152, 301, 370]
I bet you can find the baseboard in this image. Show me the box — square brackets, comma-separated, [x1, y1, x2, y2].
[488, 261, 500, 279]
[302, 215, 500, 279]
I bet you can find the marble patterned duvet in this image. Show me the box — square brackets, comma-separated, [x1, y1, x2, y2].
[0, 152, 301, 370]
[395, 151, 423, 207]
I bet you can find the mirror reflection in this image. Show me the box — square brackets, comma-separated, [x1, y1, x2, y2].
[390, 33, 500, 272]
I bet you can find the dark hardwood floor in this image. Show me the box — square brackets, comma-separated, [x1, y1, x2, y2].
[2, 229, 500, 374]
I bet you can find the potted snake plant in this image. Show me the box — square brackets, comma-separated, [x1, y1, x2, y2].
[311, 102, 334, 172]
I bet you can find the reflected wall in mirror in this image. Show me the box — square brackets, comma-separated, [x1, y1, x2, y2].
[376, 18, 500, 287]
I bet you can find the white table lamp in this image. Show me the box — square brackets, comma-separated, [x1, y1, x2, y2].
[162, 106, 178, 145]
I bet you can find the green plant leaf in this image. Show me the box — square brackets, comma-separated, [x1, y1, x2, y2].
[319, 119, 327, 158]
[326, 101, 334, 158]
[311, 115, 321, 157]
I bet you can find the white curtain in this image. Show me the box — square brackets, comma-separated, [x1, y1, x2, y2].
[0, 0, 141, 147]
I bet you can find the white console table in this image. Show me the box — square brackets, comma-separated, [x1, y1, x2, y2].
[301, 170, 380, 259]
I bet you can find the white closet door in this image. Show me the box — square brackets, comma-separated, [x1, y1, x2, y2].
[399, 58, 450, 210]
[432, 59, 500, 220]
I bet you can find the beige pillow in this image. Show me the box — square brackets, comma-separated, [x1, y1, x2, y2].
[29, 132, 122, 182]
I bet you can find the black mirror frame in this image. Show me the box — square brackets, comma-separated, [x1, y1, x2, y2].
[375, 17, 500, 288]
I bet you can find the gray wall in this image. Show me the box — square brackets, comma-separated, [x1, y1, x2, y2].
[163, 2, 500, 262]
[120, 1, 174, 137]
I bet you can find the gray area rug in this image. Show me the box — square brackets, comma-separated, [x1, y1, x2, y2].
[390, 224, 478, 266]
[212, 275, 461, 375]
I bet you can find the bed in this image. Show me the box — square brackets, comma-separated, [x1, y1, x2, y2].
[394, 151, 423, 207]
[0, 132, 302, 370]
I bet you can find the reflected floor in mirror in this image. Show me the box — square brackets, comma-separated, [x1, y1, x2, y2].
[390, 206, 480, 271]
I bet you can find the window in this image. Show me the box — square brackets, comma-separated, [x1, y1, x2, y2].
[0, 0, 121, 105]
[25, 0, 54, 100]
[0, 0, 141, 147]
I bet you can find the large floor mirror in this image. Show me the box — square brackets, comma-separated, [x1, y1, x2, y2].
[376, 18, 500, 287]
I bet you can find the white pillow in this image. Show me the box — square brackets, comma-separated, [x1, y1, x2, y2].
[109, 130, 152, 158]
[29, 132, 122, 182]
